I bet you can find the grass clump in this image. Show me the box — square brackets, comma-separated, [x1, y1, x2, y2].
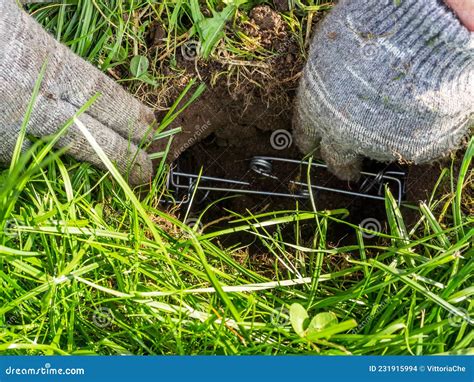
[0, 116, 472, 354]
[28, 0, 329, 105]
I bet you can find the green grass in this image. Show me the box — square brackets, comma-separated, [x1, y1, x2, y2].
[0, 0, 472, 356]
[28, 0, 329, 103]
[0, 117, 472, 354]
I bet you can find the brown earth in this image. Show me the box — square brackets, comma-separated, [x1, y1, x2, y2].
[148, 5, 462, 253]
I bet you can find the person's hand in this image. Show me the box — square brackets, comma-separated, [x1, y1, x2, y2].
[293, 0, 473, 181]
[445, 0, 474, 31]
[0, 0, 156, 184]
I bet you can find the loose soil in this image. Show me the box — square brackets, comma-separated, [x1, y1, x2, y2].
[149, 5, 462, 253]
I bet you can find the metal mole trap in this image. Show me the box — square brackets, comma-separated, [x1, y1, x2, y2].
[165, 156, 406, 206]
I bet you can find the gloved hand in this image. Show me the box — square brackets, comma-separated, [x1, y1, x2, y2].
[293, 0, 473, 181]
[0, 0, 155, 185]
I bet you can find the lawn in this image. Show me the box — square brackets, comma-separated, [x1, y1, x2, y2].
[0, 0, 472, 355]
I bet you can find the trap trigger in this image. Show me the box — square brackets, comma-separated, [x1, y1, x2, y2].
[249, 157, 406, 205]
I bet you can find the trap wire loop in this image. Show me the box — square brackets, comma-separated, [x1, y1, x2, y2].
[165, 156, 406, 206]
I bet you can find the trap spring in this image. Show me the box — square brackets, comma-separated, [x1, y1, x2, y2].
[165, 156, 406, 205]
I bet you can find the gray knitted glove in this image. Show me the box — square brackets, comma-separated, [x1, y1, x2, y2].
[0, 0, 155, 185]
[293, 0, 473, 181]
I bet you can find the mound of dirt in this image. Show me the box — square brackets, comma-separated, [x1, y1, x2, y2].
[244, 5, 287, 49]
[151, 5, 302, 155]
